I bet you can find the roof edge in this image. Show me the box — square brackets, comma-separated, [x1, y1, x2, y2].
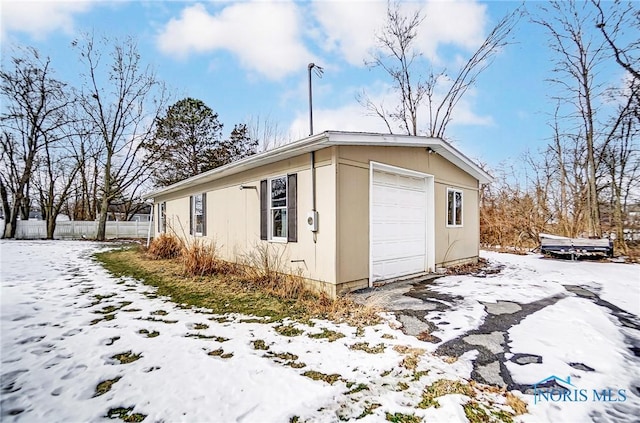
[144, 131, 492, 199]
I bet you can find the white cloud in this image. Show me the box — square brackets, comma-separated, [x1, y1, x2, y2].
[311, 1, 387, 66]
[156, 1, 315, 80]
[1, 0, 92, 39]
[311, 0, 487, 66]
[417, 0, 487, 62]
[288, 101, 390, 140]
[287, 80, 493, 140]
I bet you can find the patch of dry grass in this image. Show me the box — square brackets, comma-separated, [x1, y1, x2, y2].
[349, 342, 386, 354]
[183, 240, 235, 277]
[505, 392, 528, 415]
[302, 370, 342, 385]
[308, 327, 346, 342]
[393, 345, 426, 370]
[208, 348, 233, 359]
[418, 379, 475, 409]
[96, 246, 381, 324]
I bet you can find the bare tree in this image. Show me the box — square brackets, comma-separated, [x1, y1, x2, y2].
[600, 79, 640, 253]
[592, 0, 640, 81]
[74, 35, 168, 240]
[0, 47, 71, 238]
[65, 116, 101, 221]
[32, 134, 82, 238]
[533, 0, 609, 238]
[244, 114, 290, 152]
[360, 1, 521, 138]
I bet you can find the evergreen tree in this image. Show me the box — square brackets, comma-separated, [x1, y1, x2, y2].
[146, 98, 257, 186]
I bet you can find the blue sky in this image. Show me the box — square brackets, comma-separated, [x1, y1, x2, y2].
[0, 0, 625, 170]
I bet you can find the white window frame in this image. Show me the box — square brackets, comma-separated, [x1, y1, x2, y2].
[159, 202, 166, 233]
[269, 176, 287, 242]
[446, 188, 463, 227]
[192, 194, 204, 236]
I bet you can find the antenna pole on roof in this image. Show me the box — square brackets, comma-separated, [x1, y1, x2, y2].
[308, 63, 323, 136]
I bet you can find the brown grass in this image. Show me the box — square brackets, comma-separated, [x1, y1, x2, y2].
[505, 392, 528, 415]
[96, 246, 381, 324]
[393, 345, 426, 370]
[147, 233, 183, 260]
[182, 239, 235, 277]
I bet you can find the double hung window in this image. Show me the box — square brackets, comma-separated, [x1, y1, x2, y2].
[270, 177, 287, 241]
[260, 174, 297, 242]
[190, 193, 206, 236]
[447, 188, 463, 227]
[158, 202, 166, 233]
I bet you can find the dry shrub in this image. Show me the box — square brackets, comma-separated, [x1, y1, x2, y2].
[239, 243, 381, 324]
[240, 244, 307, 299]
[147, 233, 183, 260]
[182, 239, 233, 277]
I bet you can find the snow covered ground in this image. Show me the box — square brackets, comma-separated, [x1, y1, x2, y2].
[1, 241, 514, 422]
[425, 251, 640, 422]
[1, 241, 638, 422]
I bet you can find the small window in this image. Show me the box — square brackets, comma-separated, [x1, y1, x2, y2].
[447, 188, 463, 227]
[158, 202, 166, 233]
[260, 174, 297, 242]
[191, 193, 206, 236]
[270, 176, 287, 240]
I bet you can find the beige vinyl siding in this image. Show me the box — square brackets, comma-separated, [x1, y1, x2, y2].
[336, 160, 369, 286]
[335, 145, 480, 285]
[155, 148, 337, 286]
[434, 181, 480, 266]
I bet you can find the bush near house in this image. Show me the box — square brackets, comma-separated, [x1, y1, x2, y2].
[146, 233, 182, 260]
[96, 235, 379, 324]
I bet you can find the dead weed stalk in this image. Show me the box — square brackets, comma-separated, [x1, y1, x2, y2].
[182, 239, 235, 277]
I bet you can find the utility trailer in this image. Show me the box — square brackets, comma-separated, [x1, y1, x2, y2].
[539, 233, 613, 259]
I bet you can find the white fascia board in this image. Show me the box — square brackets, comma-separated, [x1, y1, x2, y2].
[326, 131, 493, 184]
[144, 132, 331, 200]
[426, 139, 493, 185]
[144, 131, 492, 200]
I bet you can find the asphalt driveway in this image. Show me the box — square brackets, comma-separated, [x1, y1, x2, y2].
[352, 251, 640, 418]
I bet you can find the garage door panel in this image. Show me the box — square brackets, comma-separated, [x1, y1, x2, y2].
[371, 168, 428, 282]
[372, 224, 424, 243]
[371, 238, 424, 257]
[372, 256, 425, 281]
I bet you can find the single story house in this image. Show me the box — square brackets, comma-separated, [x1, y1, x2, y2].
[145, 131, 492, 297]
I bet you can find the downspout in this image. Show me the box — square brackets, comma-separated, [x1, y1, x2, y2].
[146, 201, 154, 248]
[311, 151, 317, 244]
[309, 65, 317, 215]
[308, 63, 321, 243]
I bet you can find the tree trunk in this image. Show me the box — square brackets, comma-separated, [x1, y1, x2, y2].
[585, 132, 601, 238]
[0, 182, 14, 239]
[46, 215, 56, 239]
[96, 193, 109, 241]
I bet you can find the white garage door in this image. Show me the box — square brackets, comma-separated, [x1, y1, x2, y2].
[371, 168, 427, 282]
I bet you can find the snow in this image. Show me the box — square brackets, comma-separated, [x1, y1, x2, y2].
[424, 251, 639, 344]
[507, 297, 640, 422]
[2, 242, 639, 422]
[416, 250, 639, 422]
[0, 241, 498, 422]
[479, 251, 640, 316]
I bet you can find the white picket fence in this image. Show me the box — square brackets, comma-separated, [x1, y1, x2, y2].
[11, 220, 153, 240]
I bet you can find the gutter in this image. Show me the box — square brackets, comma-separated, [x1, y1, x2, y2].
[143, 131, 493, 200]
